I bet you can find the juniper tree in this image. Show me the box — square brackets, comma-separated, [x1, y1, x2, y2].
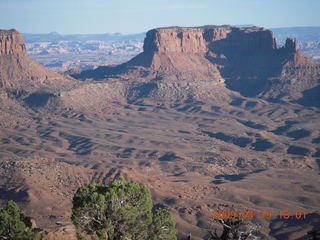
[72, 178, 177, 240]
[0, 200, 41, 240]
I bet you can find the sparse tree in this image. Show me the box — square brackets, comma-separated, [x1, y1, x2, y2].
[207, 213, 261, 240]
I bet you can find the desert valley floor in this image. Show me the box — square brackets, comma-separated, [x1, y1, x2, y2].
[1, 92, 320, 239]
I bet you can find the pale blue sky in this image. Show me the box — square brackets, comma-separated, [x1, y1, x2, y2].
[0, 0, 319, 34]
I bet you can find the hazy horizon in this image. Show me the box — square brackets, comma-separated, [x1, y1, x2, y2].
[17, 25, 320, 36]
[1, 0, 320, 34]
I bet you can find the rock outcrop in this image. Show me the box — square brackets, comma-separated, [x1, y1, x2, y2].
[0, 29, 76, 91]
[0, 29, 26, 56]
[75, 25, 320, 104]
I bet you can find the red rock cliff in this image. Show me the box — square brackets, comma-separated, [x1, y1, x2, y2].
[143, 28, 209, 53]
[76, 25, 319, 101]
[143, 26, 278, 54]
[0, 29, 75, 91]
[0, 29, 26, 56]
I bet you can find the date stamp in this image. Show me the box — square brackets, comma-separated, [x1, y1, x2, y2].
[211, 209, 308, 220]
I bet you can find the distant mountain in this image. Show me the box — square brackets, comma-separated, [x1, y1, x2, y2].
[23, 26, 320, 43]
[23, 32, 146, 43]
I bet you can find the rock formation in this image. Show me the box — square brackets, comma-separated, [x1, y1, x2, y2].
[0, 29, 75, 91]
[1, 27, 318, 105]
[75, 25, 320, 104]
[0, 29, 26, 56]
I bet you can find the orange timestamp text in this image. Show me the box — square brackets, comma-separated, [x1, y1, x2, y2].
[211, 209, 308, 220]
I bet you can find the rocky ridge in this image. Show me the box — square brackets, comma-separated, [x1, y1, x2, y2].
[0, 29, 76, 91]
[0, 29, 26, 56]
[75, 25, 320, 104]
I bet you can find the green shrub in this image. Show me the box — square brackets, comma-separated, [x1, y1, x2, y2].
[0, 200, 41, 240]
[72, 178, 177, 240]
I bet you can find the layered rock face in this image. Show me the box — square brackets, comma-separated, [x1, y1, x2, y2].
[146, 26, 318, 100]
[0, 29, 26, 56]
[0, 29, 75, 91]
[131, 26, 283, 84]
[143, 28, 209, 53]
[143, 26, 277, 54]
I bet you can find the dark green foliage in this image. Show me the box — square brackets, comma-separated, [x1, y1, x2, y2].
[0, 200, 41, 240]
[150, 208, 177, 240]
[72, 178, 177, 240]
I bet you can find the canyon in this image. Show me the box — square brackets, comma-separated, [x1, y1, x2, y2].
[0, 26, 319, 239]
